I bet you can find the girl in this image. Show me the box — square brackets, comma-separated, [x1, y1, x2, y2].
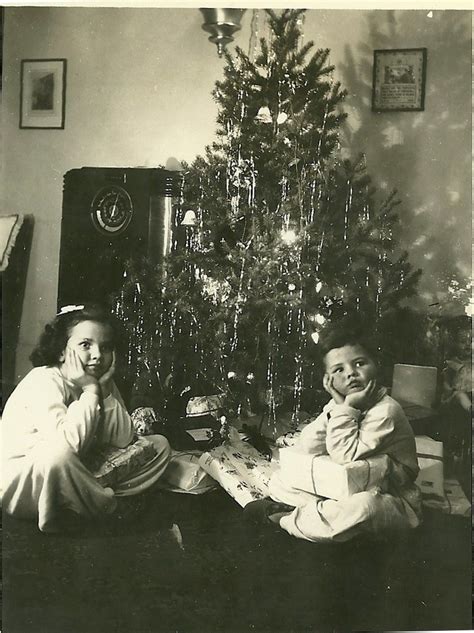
[1, 304, 171, 533]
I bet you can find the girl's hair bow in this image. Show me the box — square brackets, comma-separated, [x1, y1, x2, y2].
[57, 304, 85, 316]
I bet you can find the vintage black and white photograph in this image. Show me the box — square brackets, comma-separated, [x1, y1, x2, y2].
[1, 3, 472, 633]
[19, 58, 66, 128]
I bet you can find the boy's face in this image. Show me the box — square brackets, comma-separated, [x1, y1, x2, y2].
[324, 344, 377, 397]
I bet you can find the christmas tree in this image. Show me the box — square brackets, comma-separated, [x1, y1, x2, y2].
[115, 9, 422, 430]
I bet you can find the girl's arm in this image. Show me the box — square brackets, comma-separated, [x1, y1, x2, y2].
[32, 370, 102, 455]
[96, 353, 134, 448]
[100, 381, 134, 448]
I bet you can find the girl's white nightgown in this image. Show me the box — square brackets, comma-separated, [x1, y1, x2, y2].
[1, 366, 171, 532]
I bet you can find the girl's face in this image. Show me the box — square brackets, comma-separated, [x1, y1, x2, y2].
[324, 344, 377, 397]
[62, 320, 114, 379]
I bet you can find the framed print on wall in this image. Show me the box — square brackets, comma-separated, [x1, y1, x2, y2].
[20, 59, 67, 129]
[372, 48, 427, 112]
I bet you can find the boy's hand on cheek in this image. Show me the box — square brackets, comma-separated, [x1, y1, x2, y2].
[323, 374, 345, 404]
[344, 379, 377, 410]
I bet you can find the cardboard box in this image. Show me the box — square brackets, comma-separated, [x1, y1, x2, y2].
[391, 364, 437, 409]
[415, 435, 445, 499]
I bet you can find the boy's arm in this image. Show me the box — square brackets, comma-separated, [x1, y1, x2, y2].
[325, 399, 395, 464]
[296, 408, 330, 454]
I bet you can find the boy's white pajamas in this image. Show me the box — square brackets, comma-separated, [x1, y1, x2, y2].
[269, 389, 423, 542]
[1, 367, 171, 532]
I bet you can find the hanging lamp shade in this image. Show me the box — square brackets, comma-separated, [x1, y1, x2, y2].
[199, 8, 246, 57]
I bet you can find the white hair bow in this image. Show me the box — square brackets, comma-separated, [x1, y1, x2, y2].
[57, 304, 85, 316]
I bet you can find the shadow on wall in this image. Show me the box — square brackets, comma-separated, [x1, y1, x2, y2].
[338, 10, 471, 315]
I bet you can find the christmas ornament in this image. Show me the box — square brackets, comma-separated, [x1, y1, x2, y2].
[181, 209, 197, 226]
[311, 332, 320, 344]
[255, 106, 272, 123]
[281, 228, 297, 245]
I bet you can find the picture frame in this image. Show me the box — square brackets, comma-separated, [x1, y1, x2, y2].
[20, 58, 67, 129]
[372, 48, 427, 112]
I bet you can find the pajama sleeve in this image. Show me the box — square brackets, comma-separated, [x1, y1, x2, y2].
[33, 373, 101, 454]
[325, 400, 395, 464]
[296, 406, 331, 454]
[100, 381, 134, 448]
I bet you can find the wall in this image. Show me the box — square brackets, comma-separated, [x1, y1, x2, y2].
[328, 10, 471, 313]
[2, 7, 471, 382]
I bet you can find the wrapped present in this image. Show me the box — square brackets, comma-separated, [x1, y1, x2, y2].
[89, 437, 157, 488]
[422, 478, 470, 516]
[199, 435, 279, 507]
[415, 435, 445, 499]
[158, 450, 218, 495]
[274, 422, 309, 448]
[186, 394, 224, 419]
[278, 447, 390, 500]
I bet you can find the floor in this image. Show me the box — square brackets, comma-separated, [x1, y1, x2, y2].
[2, 487, 472, 633]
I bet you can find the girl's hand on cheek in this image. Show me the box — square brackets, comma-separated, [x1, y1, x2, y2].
[323, 373, 344, 404]
[62, 347, 99, 394]
[99, 351, 115, 398]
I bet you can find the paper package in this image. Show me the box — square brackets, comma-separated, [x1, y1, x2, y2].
[422, 478, 470, 516]
[89, 437, 157, 488]
[159, 450, 218, 494]
[199, 438, 279, 507]
[278, 447, 390, 500]
[415, 435, 445, 499]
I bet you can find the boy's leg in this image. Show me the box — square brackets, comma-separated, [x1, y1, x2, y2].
[279, 487, 422, 542]
[267, 470, 317, 507]
[243, 498, 296, 525]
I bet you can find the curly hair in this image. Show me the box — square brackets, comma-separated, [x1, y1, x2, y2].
[319, 316, 378, 365]
[30, 304, 119, 367]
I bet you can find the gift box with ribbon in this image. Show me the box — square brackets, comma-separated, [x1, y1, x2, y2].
[199, 432, 279, 506]
[277, 447, 391, 500]
[89, 437, 157, 488]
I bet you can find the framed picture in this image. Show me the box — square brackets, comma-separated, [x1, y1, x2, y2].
[372, 48, 427, 112]
[20, 59, 67, 129]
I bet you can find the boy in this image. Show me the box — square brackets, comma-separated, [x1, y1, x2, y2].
[246, 323, 423, 542]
